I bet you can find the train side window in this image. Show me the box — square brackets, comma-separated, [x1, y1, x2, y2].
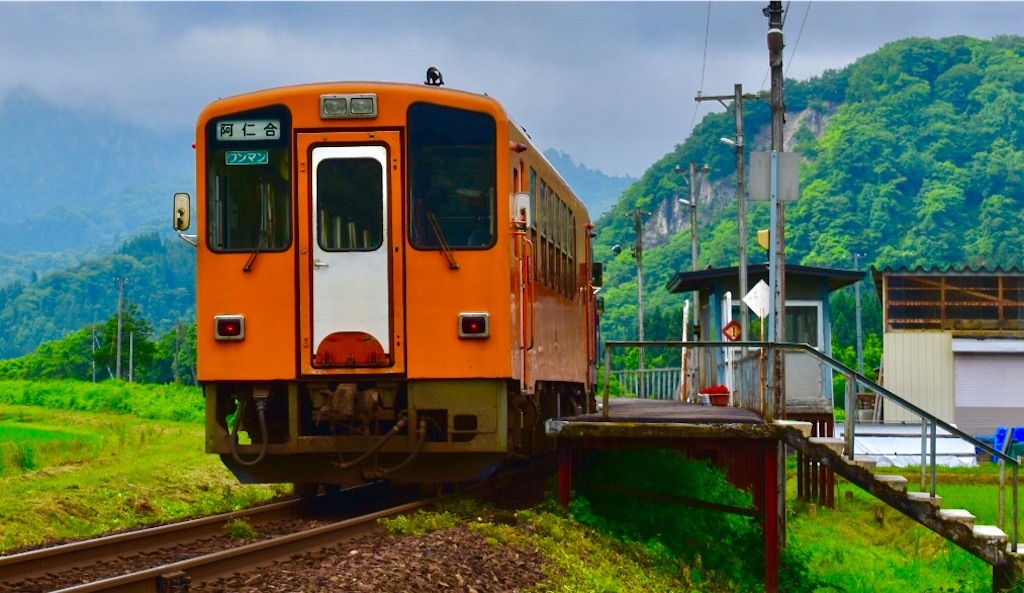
[408, 102, 496, 250]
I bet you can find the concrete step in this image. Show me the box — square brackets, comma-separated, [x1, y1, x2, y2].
[907, 491, 943, 507]
[875, 474, 909, 493]
[973, 525, 1008, 545]
[852, 455, 877, 473]
[809, 437, 845, 455]
[939, 509, 976, 529]
[776, 419, 813, 438]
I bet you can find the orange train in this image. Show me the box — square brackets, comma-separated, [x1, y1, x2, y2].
[172, 71, 601, 492]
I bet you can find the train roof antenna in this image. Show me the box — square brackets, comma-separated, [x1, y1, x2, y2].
[425, 67, 444, 86]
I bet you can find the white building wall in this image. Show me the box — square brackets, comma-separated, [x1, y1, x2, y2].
[882, 331, 954, 425]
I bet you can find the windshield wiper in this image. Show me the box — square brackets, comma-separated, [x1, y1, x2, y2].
[244, 215, 275, 272]
[427, 213, 459, 270]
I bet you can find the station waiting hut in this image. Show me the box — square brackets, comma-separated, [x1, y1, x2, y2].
[665, 263, 865, 419]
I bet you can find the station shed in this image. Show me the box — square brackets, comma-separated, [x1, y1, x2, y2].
[665, 263, 865, 419]
[873, 266, 1024, 436]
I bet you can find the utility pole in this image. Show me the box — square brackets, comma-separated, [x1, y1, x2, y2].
[766, 1, 786, 410]
[765, 4, 787, 591]
[695, 84, 762, 350]
[113, 276, 129, 380]
[677, 162, 710, 401]
[628, 206, 649, 397]
[854, 253, 866, 377]
[129, 331, 135, 383]
[91, 326, 97, 383]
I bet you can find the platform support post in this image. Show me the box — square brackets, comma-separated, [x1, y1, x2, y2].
[764, 441, 781, 593]
[558, 440, 573, 508]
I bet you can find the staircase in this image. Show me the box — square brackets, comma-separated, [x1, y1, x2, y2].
[780, 422, 1024, 588]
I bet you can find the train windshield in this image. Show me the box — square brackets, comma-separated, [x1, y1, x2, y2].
[205, 105, 292, 252]
[408, 102, 497, 250]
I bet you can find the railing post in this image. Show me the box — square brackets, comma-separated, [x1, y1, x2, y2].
[1013, 461, 1019, 553]
[844, 371, 855, 461]
[921, 419, 927, 493]
[603, 343, 611, 420]
[999, 458, 1006, 531]
[930, 418, 937, 498]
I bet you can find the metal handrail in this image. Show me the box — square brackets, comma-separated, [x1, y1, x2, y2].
[601, 339, 1019, 551]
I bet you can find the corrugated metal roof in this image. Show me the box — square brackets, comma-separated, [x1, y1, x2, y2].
[665, 263, 865, 294]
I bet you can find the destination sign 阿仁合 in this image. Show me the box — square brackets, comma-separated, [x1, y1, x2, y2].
[216, 119, 281, 141]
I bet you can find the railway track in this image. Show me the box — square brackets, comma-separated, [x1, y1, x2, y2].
[1, 461, 550, 593]
[47, 499, 432, 593]
[0, 481, 428, 593]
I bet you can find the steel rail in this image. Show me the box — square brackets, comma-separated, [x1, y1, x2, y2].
[0, 498, 302, 584]
[50, 498, 432, 593]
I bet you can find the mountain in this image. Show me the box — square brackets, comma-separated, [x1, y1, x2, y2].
[0, 89, 193, 283]
[0, 90, 628, 357]
[543, 149, 637, 216]
[594, 35, 1024, 352]
[6, 36, 1023, 363]
[0, 90, 623, 288]
[0, 232, 195, 360]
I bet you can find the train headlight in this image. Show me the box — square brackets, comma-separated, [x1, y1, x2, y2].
[458, 313, 489, 339]
[321, 93, 377, 119]
[215, 315, 245, 341]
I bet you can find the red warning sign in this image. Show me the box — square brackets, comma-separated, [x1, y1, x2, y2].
[722, 320, 742, 342]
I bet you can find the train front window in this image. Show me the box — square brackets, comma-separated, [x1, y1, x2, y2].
[206, 106, 292, 252]
[408, 102, 497, 250]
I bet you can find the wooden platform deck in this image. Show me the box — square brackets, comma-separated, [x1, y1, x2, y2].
[548, 398, 781, 441]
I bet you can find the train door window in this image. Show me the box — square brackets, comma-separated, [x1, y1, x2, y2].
[206, 105, 292, 252]
[316, 157, 384, 251]
[408, 102, 496, 250]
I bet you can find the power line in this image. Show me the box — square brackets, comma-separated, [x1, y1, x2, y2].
[687, 1, 713, 137]
[785, 2, 812, 77]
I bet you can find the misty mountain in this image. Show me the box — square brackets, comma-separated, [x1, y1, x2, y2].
[542, 150, 637, 217]
[0, 89, 624, 288]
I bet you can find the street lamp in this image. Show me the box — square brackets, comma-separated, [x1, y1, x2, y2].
[676, 161, 709, 402]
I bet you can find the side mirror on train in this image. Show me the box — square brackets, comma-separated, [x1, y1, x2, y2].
[513, 192, 532, 229]
[596, 296, 605, 316]
[173, 192, 191, 231]
[591, 262, 604, 287]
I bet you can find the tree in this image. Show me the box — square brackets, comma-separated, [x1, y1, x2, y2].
[95, 301, 156, 381]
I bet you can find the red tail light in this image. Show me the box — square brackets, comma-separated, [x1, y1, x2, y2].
[215, 315, 245, 341]
[458, 313, 490, 339]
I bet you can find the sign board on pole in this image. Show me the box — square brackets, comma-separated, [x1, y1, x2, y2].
[722, 319, 742, 342]
[749, 151, 800, 201]
[743, 280, 771, 319]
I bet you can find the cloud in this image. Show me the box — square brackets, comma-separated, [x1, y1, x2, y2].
[1, 2, 1022, 177]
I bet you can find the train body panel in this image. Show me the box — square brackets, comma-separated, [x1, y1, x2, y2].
[182, 78, 598, 488]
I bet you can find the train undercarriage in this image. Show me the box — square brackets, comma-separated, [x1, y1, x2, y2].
[207, 378, 591, 489]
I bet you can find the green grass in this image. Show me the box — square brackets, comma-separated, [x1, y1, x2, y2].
[0, 382, 286, 552]
[0, 379, 1020, 591]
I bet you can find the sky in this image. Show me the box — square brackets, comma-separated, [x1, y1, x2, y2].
[1, 1, 1022, 178]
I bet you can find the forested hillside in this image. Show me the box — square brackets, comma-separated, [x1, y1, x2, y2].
[595, 35, 1024, 358]
[0, 232, 195, 360]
